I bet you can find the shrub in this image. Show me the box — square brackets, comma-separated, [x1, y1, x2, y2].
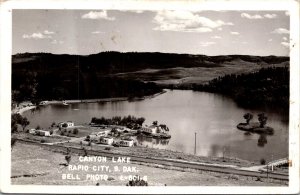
[36, 125, 41, 130]
[50, 130, 54, 135]
[40, 139, 45, 143]
[228, 174, 239, 180]
[126, 176, 148, 186]
[73, 128, 79, 134]
[104, 147, 111, 151]
[260, 158, 266, 165]
[51, 122, 56, 127]
[65, 155, 71, 165]
[60, 131, 65, 136]
[83, 147, 88, 156]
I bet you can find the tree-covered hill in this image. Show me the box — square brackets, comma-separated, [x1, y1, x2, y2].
[12, 52, 289, 105]
[12, 52, 289, 75]
[182, 67, 289, 113]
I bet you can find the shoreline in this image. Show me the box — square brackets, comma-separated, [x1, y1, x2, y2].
[12, 90, 167, 115]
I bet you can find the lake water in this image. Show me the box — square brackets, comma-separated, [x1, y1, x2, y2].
[24, 90, 288, 162]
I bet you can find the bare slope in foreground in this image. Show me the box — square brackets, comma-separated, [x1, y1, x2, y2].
[11, 142, 285, 186]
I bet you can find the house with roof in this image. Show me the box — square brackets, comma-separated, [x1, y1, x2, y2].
[96, 129, 110, 137]
[118, 139, 134, 147]
[58, 121, 74, 128]
[99, 137, 114, 145]
[35, 129, 51, 137]
[29, 129, 36, 134]
[140, 125, 159, 135]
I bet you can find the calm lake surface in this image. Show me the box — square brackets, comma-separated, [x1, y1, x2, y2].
[24, 90, 288, 162]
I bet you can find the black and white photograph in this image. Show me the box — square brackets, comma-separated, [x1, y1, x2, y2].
[0, 0, 299, 194]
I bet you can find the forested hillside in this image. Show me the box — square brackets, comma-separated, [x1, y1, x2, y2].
[12, 52, 289, 105]
[178, 67, 289, 113]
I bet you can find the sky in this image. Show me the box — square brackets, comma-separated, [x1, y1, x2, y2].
[12, 10, 290, 56]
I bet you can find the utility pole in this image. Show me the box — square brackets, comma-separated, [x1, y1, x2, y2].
[271, 154, 274, 171]
[222, 147, 226, 162]
[194, 132, 197, 155]
[267, 161, 269, 181]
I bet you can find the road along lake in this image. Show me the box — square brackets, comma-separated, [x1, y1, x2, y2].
[23, 90, 288, 162]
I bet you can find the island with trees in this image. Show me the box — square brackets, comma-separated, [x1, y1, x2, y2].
[237, 113, 274, 135]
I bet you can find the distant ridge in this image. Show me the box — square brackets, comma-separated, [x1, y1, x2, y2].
[13, 52, 289, 75]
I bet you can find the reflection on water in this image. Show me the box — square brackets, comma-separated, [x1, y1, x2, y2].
[23, 90, 288, 162]
[257, 134, 268, 147]
[136, 135, 170, 147]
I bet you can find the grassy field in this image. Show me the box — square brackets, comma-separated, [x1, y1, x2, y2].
[113, 61, 288, 85]
[11, 142, 286, 186]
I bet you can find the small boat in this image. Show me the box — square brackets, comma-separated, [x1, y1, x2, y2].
[39, 101, 49, 106]
[62, 100, 69, 106]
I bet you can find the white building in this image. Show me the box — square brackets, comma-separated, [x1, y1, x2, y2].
[29, 129, 36, 134]
[119, 139, 134, 147]
[100, 137, 114, 145]
[35, 130, 51, 136]
[96, 130, 110, 137]
[140, 125, 158, 135]
[58, 121, 74, 128]
[89, 134, 99, 141]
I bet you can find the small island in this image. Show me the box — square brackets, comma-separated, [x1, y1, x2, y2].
[237, 113, 274, 135]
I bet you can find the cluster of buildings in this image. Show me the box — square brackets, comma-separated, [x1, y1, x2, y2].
[28, 121, 75, 137]
[27, 120, 170, 148]
[87, 129, 134, 147]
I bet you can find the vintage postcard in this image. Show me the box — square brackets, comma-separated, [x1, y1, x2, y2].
[0, 0, 299, 194]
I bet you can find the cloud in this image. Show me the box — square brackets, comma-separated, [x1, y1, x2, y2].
[268, 39, 273, 42]
[199, 41, 216, 47]
[152, 10, 233, 33]
[241, 13, 277, 19]
[285, 11, 290, 16]
[241, 13, 263, 19]
[264, 14, 277, 19]
[281, 41, 289, 48]
[51, 40, 64, 44]
[91, 31, 105, 34]
[43, 30, 55, 35]
[81, 11, 115, 21]
[271, 28, 290, 34]
[211, 35, 221, 39]
[119, 10, 144, 14]
[22, 32, 52, 39]
[282, 37, 288, 41]
[230, 31, 240, 35]
[242, 41, 248, 44]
